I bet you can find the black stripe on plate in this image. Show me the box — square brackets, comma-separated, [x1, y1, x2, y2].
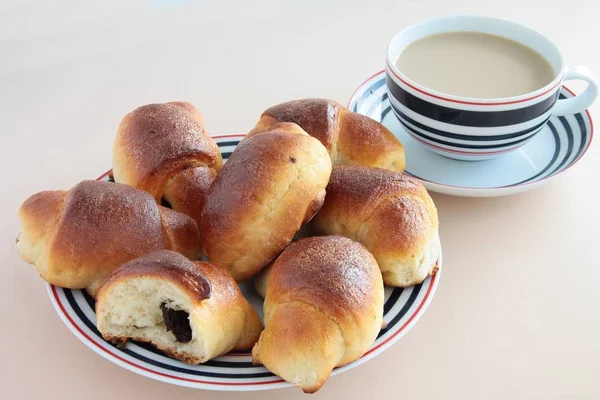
[518, 90, 571, 186]
[507, 121, 561, 186]
[545, 115, 574, 178]
[65, 289, 273, 378]
[391, 105, 551, 142]
[216, 141, 242, 147]
[83, 290, 95, 309]
[396, 112, 543, 150]
[386, 72, 560, 127]
[352, 76, 387, 113]
[556, 92, 590, 170]
[220, 152, 232, 159]
[380, 94, 392, 121]
[377, 283, 421, 339]
[364, 77, 388, 117]
[523, 94, 586, 185]
[383, 288, 403, 315]
[570, 111, 589, 166]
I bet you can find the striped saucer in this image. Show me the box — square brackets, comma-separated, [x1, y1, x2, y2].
[349, 70, 594, 197]
[47, 134, 442, 391]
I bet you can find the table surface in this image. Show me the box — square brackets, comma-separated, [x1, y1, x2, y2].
[2, 1, 599, 399]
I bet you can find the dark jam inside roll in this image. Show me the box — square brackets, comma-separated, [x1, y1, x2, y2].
[160, 197, 172, 209]
[160, 303, 192, 343]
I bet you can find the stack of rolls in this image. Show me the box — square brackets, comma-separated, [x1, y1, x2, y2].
[15, 98, 440, 393]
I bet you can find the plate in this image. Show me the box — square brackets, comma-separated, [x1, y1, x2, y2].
[47, 134, 442, 391]
[348, 70, 594, 197]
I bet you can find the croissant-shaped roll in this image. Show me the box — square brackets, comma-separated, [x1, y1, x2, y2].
[112, 102, 223, 224]
[199, 129, 332, 282]
[248, 98, 405, 172]
[16, 180, 201, 297]
[312, 166, 440, 287]
[252, 236, 384, 393]
[96, 250, 262, 364]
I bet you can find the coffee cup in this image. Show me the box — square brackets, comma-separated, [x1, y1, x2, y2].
[385, 15, 598, 161]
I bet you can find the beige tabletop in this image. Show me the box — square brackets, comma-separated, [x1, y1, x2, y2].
[2, 1, 599, 399]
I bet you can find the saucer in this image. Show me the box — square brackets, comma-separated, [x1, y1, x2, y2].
[348, 70, 594, 197]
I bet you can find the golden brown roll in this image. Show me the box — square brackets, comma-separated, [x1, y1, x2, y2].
[112, 102, 223, 224]
[312, 166, 440, 287]
[16, 180, 201, 297]
[248, 98, 405, 172]
[96, 250, 262, 364]
[199, 128, 332, 282]
[252, 236, 384, 393]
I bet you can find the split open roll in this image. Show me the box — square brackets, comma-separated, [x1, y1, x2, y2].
[96, 250, 262, 364]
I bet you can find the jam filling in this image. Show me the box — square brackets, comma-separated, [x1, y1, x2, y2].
[160, 303, 192, 343]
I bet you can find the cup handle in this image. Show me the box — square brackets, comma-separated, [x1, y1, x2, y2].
[552, 66, 598, 116]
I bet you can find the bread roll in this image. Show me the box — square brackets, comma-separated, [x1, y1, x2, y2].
[252, 236, 384, 393]
[96, 250, 262, 364]
[312, 166, 440, 287]
[16, 180, 201, 296]
[248, 98, 405, 172]
[199, 128, 332, 282]
[112, 102, 222, 224]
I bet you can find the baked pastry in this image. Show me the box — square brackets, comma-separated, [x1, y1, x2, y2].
[16, 180, 201, 296]
[96, 250, 262, 364]
[312, 166, 440, 287]
[199, 129, 332, 282]
[252, 236, 384, 393]
[248, 98, 405, 172]
[112, 102, 223, 224]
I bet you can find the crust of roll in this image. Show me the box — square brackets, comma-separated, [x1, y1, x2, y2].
[199, 129, 332, 282]
[16, 180, 201, 296]
[249, 98, 405, 172]
[252, 236, 384, 393]
[312, 166, 440, 287]
[112, 102, 222, 223]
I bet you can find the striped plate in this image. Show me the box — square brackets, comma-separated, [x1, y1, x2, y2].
[47, 134, 442, 391]
[349, 70, 594, 197]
